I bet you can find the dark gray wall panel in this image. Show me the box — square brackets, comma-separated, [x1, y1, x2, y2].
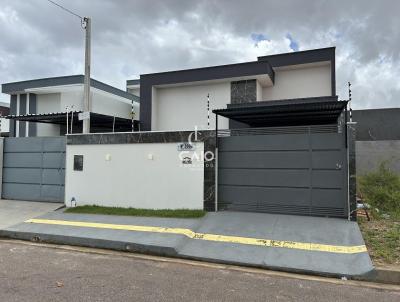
[41, 185, 63, 200]
[2, 137, 66, 202]
[28, 93, 37, 137]
[2, 183, 42, 200]
[43, 137, 66, 151]
[3, 153, 42, 168]
[4, 137, 43, 152]
[18, 94, 27, 137]
[2, 168, 41, 184]
[312, 151, 342, 169]
[43, 153, 64, 168]
[312, 170, 343, 189]
[311, 133, 343, 150]
[9, 95, 17, 137]
[219, 169, 310, 188]
[218, 151, 310, 169]
[219, 185, 310, 206]
[219, 134, 309, 151]
[312, 189, 344, 208]
[42, 169, 64, 185]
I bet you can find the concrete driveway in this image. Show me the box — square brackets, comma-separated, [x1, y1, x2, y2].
[0, 199, 62, 229]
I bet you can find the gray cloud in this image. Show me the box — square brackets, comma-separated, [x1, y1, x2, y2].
[0, 0, 399, 108]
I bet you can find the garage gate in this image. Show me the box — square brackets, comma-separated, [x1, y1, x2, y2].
[217, 125, 348, 218]
[2, 137, 66, 202]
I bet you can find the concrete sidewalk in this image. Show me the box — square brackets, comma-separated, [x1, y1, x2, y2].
[0, 210, 374, 278]
[0, 199, 62, 229]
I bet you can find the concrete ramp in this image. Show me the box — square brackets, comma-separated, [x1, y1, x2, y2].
[178, 212, 373, 277]
[0, 210, 373, 278]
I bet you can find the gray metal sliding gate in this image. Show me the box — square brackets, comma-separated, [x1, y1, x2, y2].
[2, 137, 66, 202]
[218, 125, 348, 218]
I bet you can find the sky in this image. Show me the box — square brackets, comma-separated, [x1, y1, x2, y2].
[0, 0, 399, 109]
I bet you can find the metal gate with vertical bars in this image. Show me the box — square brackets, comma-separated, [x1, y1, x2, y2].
[217, 125, 348, 218]
[2, 137, 66, 202]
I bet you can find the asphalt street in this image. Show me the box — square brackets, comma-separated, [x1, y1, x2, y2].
[0, 240, 398, 302]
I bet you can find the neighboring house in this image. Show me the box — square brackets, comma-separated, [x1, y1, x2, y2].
[0, 101, 10, 136]
[1, 75, 140, 137]
[127, 47, 335, 131]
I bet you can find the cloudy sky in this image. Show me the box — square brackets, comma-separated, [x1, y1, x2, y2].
[0, 0, 399, 109]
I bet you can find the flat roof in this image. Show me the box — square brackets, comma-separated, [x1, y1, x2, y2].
[2, 75, 139, 103]
[257, 47, 335, 66]
[128, 60, 275, 87]
[126, 47, 335, 85]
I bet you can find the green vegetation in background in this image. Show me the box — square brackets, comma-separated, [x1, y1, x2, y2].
[358, 162, 400, 219]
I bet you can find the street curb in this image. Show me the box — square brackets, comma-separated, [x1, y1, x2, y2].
[354, 267, 400, 285]
[0, 229, 377, 281]
[0, 229, 179, 258]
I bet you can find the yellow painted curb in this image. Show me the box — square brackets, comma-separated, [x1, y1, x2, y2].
[25, 218, 368, 254]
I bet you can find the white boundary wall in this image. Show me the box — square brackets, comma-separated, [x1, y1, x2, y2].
[65, 142, 204, 209]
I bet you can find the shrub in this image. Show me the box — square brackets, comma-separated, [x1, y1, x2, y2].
[358, 162, 400, 217]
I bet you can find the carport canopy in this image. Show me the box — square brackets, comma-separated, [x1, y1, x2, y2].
[6, 111, 140, 132]
[213, 99, 348, 127]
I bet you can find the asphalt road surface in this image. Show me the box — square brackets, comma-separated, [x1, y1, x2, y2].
[0, 241, 399, 302]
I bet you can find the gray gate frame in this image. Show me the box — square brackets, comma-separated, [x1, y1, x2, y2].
[1, 136, 66, 202]
[214, 109, 357, 220]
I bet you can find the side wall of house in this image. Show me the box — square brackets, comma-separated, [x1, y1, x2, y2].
[91, 90, 136, 120]
[36, 93, 62, 136]
[262, 64, 331, 101]
[65, 142, 205, 209]
[153, 82, 230, 131]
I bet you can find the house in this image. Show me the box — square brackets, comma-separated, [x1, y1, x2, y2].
[127, 47, 335, 131]
[61, 47, 353, 219]
[0, 102, 10, 136]
[1, 75, 140, 137]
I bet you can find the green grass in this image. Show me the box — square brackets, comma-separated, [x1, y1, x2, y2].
[357, 162, 400, 265]
[358, 161, 400, 219]
[64, 205, 206, 218]
[359, 218, 400, 265]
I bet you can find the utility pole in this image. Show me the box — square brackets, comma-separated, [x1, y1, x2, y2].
[82, 17, 91, 133]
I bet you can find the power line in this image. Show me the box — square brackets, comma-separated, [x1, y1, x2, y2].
[46, 0, 83, 20]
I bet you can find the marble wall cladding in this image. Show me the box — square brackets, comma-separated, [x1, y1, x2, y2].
[231, 79, 257, 104]
[67, 130, 217, 212]
[348, 125, 357, 221]
[67, 130, 215, 145]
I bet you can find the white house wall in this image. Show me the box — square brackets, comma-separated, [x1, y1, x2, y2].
[60, 91, 84, 112]
[262, 64, 331, 101]
[153, 82, 230, 131]
[127, 87, 140, 97]
[65, 142, 204, 209]
[91, 90, 135, 119]
[36, 93, 61, 136]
